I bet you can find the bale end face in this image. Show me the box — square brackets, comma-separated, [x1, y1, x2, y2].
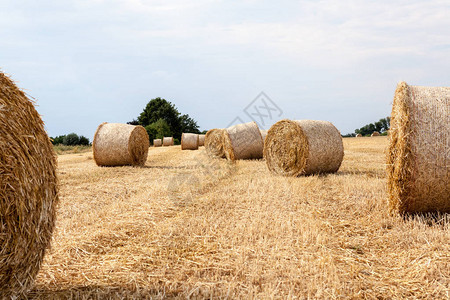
[205, 129, 226, 158]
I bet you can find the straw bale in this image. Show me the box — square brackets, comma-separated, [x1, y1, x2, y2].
[371, 131, 380, 137]
[198, 134, 205, 146]
[93, 123, 149, 166]
[205, 129, 226, 158]
[181, 133, 199, 150]
[153, 139, 162, 147]
[0, 72, 59, 297]
[387, 82, 450, 213]
[163, 137, 174, 146]
[264, 119, 344, 176]
[223, 122, 264, 160]
[356, 134, 362, 137]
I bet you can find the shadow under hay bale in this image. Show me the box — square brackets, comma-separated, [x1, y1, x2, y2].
[387, 82, 450, 214]
[205, 129, 226, 158]
[264, 119, 344, 176]
[163, 137, 174, 146]
[181, 133, 199, 150]
[223, 121, 264, 161]
[93, 123, 149, 167]
[0, 72, 59, 297]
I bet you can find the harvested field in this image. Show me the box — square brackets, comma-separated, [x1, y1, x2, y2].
[30, 137, 449, 299]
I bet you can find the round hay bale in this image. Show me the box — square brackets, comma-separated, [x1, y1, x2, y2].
[153, 139, 162, 147]
[93, 123, 149, 166]
[198, 134, 206, 146]
[387, 82, 450, 214]
[163, 137, 174, 146]
[371, 131, 380, 137]
[205, 129, 226, 158]
[0, 72, 59, 297]
[356, 134, 362, 137]
[223, 121, 264, 160]
[260, 129, 268, 142]
[264, 119, 344, 176]
[181, 133, 199, 150]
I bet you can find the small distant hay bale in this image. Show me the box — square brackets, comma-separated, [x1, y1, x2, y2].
[356, 134, 362, 137]
[93, 123, 149, 166]
[163, 137, 174, 146]
[260, 129, 268, 142]
[387, 82, 450, 213]
[371, 131, 380, 137]
[198, 134, 206, 146]
[223, 121, 264, 160]
[153, 139, 162, 147]
[0, 72, 59, 297]
[264, 119, 344, 176]
[205, 129, 226, 158]
[181, 133, 199, 150]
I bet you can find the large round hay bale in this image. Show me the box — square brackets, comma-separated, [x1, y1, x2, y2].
[223, 121, 264, 160]
[264, 119, 344, 176]
[198, 134, 206, 146]
[205, 129, 226, 158]
[260, 129, 268, 142]
[181, 133, 199, 150]
[387, 82, 450, 213]
[356, 134, 362, 137]
[163, 137, 174, 146]
[371, 131, 380, 137]
[93, 123, 149, 166]
[153, 139, 162, 147]
[0, 72, 59, 297]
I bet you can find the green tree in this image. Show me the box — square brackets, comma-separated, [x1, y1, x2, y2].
[145, 119, 172, 143]
[180, 114, 200, 134]
[137, 98, 181, 139]
[63, 133, 80, 146]
[78, 136, 90, 145]
[354, 117, 390, 136]
[51, 135, 66, 145]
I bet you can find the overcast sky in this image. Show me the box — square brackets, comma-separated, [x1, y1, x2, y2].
[1, 0, 449, 139]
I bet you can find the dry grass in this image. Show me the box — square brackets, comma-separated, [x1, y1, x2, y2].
[29, 137, 449, 299]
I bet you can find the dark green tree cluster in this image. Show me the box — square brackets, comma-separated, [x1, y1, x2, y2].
[51, 133, 90, 145]
[129, 97, 200, 144]
[354, 117, 390, 137]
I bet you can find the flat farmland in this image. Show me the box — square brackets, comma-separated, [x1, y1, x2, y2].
[30, 137, 449, 299]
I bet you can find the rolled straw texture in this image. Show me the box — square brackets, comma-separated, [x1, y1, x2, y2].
[0, 72, 59, 297]
[264, 119, 344, 176]
[223, 121, 264, 160]
[198, 134, 205, 146]
[205, 129, 226, 158]
[153, 139, 162, 147]
[93, 123, 149, 166]
[163, 137, 174, 146]
[181, 133, 199, 150]
[387, 82, 450, 213]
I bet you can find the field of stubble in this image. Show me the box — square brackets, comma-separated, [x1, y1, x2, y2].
[29, 137, 449, 299]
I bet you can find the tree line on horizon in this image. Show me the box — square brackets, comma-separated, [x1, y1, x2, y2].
[128, 97, 203, 145]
